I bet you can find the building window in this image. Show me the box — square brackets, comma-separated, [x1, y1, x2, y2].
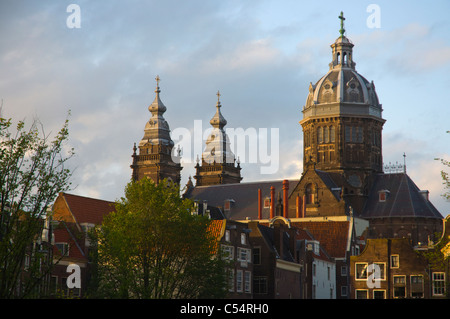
[341, 265, 348, 276]
[253, 276, 268, 294]
[374, 262, 386, 280]
[305, 184, 315, 204]
[253, 247, 261, 265]
[390, 255, 399, 268]
[355, 289, 368, 299]
[225, 230, 230, 242]
[224, 200, 231, 211]
[355, 263, 368, 280]
[393, 275, 406, 298]
[411, 275, 424, 298]
[55, 243, 69, 256]
[317, 127, 323, 144]
[240, 233, 246, 245]
[373, 290, 386, 299]
[244, 271, 251, 294]
[345, 126, 363, 143]
[221, 245, 234, 260]
[330, 126, 335, 143]
[228, 269, 235, 292]
[432, 272, 446, 296]
[324, 126, 329, 143]
[236, 270, 243, 293]
[341, 286, 348, 297]
[238, 248, 251, 264]
[264, 197, 271, 208]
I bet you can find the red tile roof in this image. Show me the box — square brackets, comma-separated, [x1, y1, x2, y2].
[61, 192, 116, 225]
[207, 219, 225, 252]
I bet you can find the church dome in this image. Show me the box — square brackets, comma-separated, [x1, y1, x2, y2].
[303, 23, 382, 120]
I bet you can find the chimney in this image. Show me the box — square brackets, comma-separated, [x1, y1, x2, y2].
[270, 186, 275, 219]
[258, 188, 262, 220]
[283, 179, 289, 218]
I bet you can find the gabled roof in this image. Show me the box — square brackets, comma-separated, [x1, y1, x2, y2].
[255, 223, 295, 263]
[291, 220, 351, 259]
[361, 173, 443, 219]
[57, 192, 116, 225]
[186, 180, 298, 220]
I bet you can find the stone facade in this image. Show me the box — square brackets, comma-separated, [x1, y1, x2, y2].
[130, 76, 181, 184]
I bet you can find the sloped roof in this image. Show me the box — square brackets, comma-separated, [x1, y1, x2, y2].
[207, 219, 225, 252]
[361, 173, 443, 219]
[60, 192, 116, 225]
[186, 180, 298, 220]
[291, 220, 350, 258]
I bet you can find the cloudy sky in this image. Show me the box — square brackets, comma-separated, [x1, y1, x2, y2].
[1, 0, 449, 216]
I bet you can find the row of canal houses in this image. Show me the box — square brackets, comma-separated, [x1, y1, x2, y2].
[42, 181, 449, 299]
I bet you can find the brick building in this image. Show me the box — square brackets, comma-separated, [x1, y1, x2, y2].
[51, 192, 115, 297]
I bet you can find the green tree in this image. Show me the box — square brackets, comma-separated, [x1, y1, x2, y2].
[0, 113, 74, 298]
[436, 131, 450, 201]
[90, 178, 228, 299]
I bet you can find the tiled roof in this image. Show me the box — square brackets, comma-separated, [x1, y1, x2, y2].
[186, 179, 298, 220]
[207, 219, 225, 252]
[61, 192, 116, 225]
[361, 173, 443, 219]
[291, 220, 350, 258]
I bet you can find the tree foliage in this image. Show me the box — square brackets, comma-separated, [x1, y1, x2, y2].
[90, 178, 228, 299]
[435, 131, 450, 201]
[0, 113, 74, 298]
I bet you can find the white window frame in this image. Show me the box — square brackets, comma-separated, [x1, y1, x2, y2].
[432, 272, 446, 296]
[355, 262, 368, 280]
[236, 270, 243, 293]
[244, 271, 251, 294]
[390, 255, 399, 268]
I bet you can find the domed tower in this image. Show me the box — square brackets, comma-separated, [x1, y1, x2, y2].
[301, 13, 385, 209]
[130, 76, 182, 184]
[194, 91, 242, 186]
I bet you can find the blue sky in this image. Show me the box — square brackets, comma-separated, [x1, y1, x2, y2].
[0, 0, 449, 216]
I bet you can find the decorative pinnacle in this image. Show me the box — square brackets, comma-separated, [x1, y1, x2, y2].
[339, 11, 345, 37]
[216, 90, 221, 107]
[155, 75, 161, 93]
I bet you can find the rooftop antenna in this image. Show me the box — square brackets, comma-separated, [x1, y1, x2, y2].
[403, 152, 407, 173]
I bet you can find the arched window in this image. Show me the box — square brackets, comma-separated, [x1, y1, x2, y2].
[330, 126, 335, 143]
[305, 184, 315, 204]
[317, 127, 323, 144]
[324, 126, 329, 143]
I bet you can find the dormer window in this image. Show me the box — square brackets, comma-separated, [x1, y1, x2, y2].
[378, 190, 390, 202]
[263, 197, 271, 208]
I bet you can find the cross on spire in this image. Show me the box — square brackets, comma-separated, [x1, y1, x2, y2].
[216, 90, 221, 107]
[339, 11, 345, 37]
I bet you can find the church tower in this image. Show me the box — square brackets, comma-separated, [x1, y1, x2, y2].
[130, 76, 182, 184]
[290, 13, 385, 216]
[194, 91, 242, 186]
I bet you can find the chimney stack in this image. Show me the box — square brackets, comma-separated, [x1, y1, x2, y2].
[282, 180, 289, 218]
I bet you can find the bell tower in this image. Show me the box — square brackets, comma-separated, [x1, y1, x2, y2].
[130, 76, 182, 184]
[194, 91, 242, 186]
[291, 13, 385, 215]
